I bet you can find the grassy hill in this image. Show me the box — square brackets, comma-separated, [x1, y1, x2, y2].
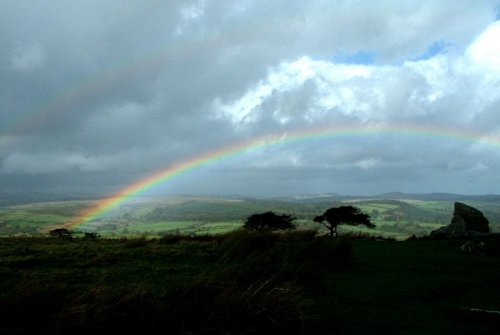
[0, 232, 499, 334]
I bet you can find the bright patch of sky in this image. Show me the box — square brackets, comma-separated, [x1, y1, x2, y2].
[333, 50, 377, 65]
[414, 40, 448, 61]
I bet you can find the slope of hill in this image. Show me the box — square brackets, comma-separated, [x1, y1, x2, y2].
[1, 233, 499, 334]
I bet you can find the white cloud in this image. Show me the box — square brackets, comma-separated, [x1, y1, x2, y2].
[466, 21, 500, 74]
[3, 152, 91, 174]
[181, 0, 206, 21]
[10, 41, 46, 71]
[354, 158, 384, 170]
[213, 57, 319, 125]
[176, 0, 207, 35]
[1, 149, 150, 174]
[214, 57, 376, 125]
[1, 1, 500, 195]
[215, 20, 500, 130]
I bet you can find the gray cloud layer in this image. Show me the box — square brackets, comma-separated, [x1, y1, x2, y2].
[1, 0, 500, 197]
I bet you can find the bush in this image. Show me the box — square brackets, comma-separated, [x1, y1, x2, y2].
[49, 228, 72, 239]
[244, 211, 296, 231]
[123, 237, 149, 248]
[83, 232, 99, 240]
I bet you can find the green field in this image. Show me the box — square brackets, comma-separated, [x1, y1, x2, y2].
[1, 196, 499, 238]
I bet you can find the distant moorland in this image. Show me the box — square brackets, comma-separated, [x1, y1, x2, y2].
[1, 193, 499, 238]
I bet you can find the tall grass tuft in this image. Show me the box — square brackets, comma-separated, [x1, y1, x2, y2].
[214, 229, 353, 292]
[54, 279, 305, 334]
[217, 229, 278, 262]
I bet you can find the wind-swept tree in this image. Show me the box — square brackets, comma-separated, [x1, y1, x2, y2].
[244, 211, 296, 232]
[49, 228, 72, 239]
[314, 206, 374, 237]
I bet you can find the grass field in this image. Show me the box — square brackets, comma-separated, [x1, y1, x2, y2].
[0, 232, 499, 334]
[1, 196, 499, 238]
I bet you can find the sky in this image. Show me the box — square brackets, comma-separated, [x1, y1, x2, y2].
[1, 0, 500, 198]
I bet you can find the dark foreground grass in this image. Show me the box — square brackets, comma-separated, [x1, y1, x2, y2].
[0, 232, 499, 334]
[314, 235, 500, 335]
[0, 230, 345, 334]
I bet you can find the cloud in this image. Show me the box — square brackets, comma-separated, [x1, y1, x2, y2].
[10, 40, 46, 71]
[214, 19, 500, 131]
[213, 56, 439, 126]
[0, 1, 499, 196]
[466, 21, 500, 74]
[2, 152, 92, 174]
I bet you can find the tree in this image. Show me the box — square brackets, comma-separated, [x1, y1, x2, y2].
[244, 211, 296, 232]
[49, 228, 72, 239]
[314, 206, 374, 237]
[84, 232, 99, 240]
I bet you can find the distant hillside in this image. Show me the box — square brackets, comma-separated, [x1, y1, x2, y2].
[1, 194, 499, 237]
[275, 192, 500, 203]
[0, 192, 101, 207]
[375, 192, 500, 201]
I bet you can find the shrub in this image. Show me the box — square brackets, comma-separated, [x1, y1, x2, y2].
[49, 228, 72, 239]
[83, 232, 99, 240]
[123, 237, 149, 248]
[244, 211, 296, 231]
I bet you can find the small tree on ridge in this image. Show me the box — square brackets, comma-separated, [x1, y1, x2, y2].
[49, 228, 73, 239]
[244, 211, 296, 232]
[314, 206, 374, 237]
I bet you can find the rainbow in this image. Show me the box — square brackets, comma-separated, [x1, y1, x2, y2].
[0, 30, 233, 150]
[0, 10, 297, 147]
[0, 4, 393, 148]
[64, 122, 500, 229]
[1, 42, 182, 147]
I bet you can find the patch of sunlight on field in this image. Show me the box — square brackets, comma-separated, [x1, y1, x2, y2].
[0, 210, 67, 228]
[128, 221, 199, 232]
[408, 200, 454, 212]
[373, 219, 398, 226]
[418, 222, 444, 229]
[195, 222, 242, 234]
[356, 203, 400, 213]
[309, 224, 404, 240]
[79, 220, 243, 236]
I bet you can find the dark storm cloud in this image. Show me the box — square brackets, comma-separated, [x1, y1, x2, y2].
[0, 0, 499, 197]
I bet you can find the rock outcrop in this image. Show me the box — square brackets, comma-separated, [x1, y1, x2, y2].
[460, 240, 487, 254]
[430, 202, 490, 238]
